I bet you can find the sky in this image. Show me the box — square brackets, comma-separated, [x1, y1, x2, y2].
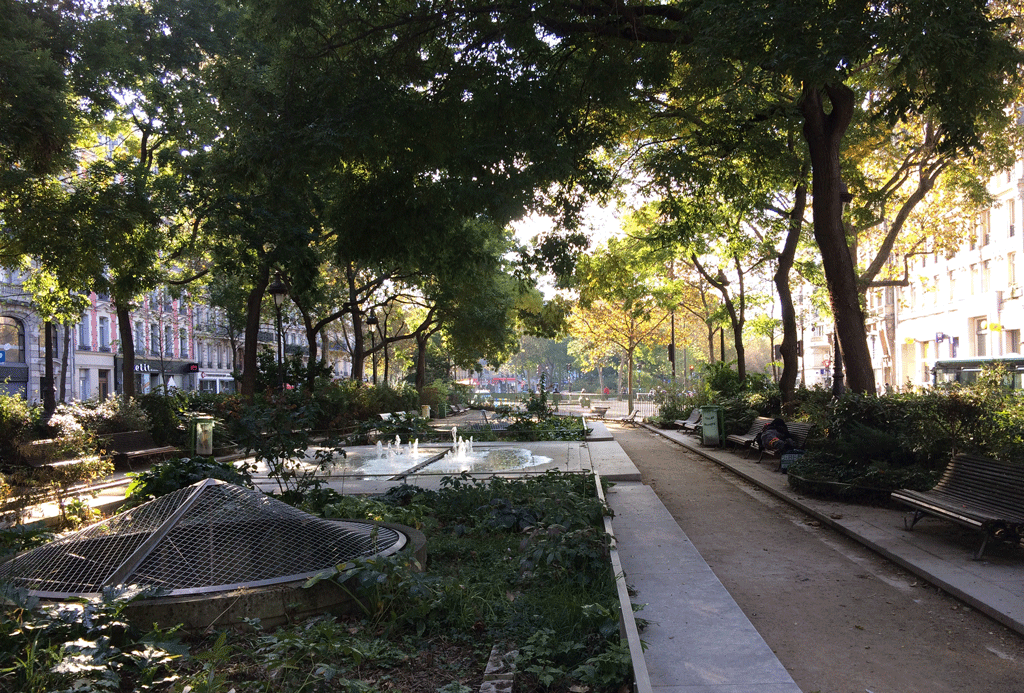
[511, 203, 627, 298]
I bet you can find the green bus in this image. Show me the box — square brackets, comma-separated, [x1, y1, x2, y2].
[931, 356, 1024, 389]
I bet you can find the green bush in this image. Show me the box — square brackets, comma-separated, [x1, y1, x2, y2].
[137, 390, 188, 446]
[121, 455, 254, 510]
[0, 392, 31, 464]
[313, 380, 418, 428]
[787, 371, 1024, 499]
[72, 396, 150, 434]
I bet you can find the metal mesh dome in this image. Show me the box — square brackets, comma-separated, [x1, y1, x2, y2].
[0, 479, 405, 599]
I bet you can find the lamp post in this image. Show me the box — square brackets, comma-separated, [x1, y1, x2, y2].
[366, 313, 379, 384]
[267, 273, 288, 391]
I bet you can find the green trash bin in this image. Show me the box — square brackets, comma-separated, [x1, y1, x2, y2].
[700, 405, 724, 447]
[191, 415, 215, 456]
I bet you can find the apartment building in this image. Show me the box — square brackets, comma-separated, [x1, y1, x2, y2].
[892, 161, 1024, 388]
[799, 159, 1024, 391]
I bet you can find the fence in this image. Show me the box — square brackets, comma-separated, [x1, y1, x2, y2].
[472, 390, 662, 419]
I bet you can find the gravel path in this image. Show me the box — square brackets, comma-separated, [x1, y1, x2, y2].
[610, 423, 1024, 693]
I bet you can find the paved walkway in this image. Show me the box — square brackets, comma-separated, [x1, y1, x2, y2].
[643, 424, 1024, 639]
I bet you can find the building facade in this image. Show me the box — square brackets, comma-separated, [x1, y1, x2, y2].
[889, 161, 1023, 388]
[0, 271, 314, 401]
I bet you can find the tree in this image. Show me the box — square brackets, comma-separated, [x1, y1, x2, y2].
[571, 238, 673, 412]
[381, 0, 1023, 394]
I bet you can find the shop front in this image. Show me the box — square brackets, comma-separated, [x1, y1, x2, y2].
[125, 358, 200, 394]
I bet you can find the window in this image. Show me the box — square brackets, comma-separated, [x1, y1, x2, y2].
[78, 318, 90, 349]
[180, 330, 188, 358]
[98, 317, 110, 351]
[933, 275, 940, 304]
[134, 321, 144, 354]
[0, 317, 26, 362]
[164, 325, 173, 357]
[970, 264, 978, 295]
[948, 271, 956, 301]
[1007, 329, 1021, 354]
[982, 209, 991, 246]
[1011, 200, 1017, 238]
[974, 317, 988, 357]
[982, 260, 991, 293]
[1010, 253, 1018, 287]
[150, 323, 159, 354]
[79, 369, 90, 400]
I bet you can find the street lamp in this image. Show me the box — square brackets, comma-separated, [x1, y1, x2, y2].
[365, 313, 379, 384]
[267, 273, 288, 391]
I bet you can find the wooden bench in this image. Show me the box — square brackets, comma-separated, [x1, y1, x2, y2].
[99, 430, 178, 470]
[756, 421, 813, 463]
[673, 408, 701, 432]
[891, 453, 1024, 559]
[726, 416, 773, 456]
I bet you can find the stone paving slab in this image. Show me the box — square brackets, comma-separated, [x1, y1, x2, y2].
[608, 483, 801, 693]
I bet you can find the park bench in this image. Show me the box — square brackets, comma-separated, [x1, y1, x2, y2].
[755, 421, 813, 465]
[99, 430, 178, 471]
[726, 416, 773, 456]
[621, 410, 640, 426]
[680, 411, 703, 435]
[673, 408, 701, 432]
[891, 453, 1024, 559]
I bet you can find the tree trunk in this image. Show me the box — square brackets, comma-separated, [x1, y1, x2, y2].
[626, 349, 635, 414]
[415, 332, 428, 392]
[347, 275, 365, 382]
[240, 265, 269, 400]
[800, 82, 876, 394]
[303, 320, 319, 391]
[42, 321, 56, 418]
[59, 324, 70, 402]
[116, 301, 136, 398]
[776, 182, 807, 412]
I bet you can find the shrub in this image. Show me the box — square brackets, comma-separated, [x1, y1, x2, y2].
[0, 392, 32, 464]
[121, 456, 254, 510]
[137, 390, 188, 446]
[73, 396, 150, 434]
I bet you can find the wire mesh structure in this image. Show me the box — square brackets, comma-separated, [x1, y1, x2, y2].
[0, 479, 405, 599]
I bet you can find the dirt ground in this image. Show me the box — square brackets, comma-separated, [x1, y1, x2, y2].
[609, 423, 1024, 693]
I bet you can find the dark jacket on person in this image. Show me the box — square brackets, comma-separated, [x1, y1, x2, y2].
[758, 418, 795, 453]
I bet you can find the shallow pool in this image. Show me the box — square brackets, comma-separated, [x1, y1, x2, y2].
[257, 445, 553, 479]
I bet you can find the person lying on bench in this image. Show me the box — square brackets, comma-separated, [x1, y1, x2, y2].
[758, 418, 798, 455]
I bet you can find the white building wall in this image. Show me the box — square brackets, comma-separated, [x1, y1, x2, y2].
[892, 159, 1024, 388]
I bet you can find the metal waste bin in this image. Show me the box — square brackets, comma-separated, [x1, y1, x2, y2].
[421, 404, 431, 419]
[700, 405, 724, 447]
